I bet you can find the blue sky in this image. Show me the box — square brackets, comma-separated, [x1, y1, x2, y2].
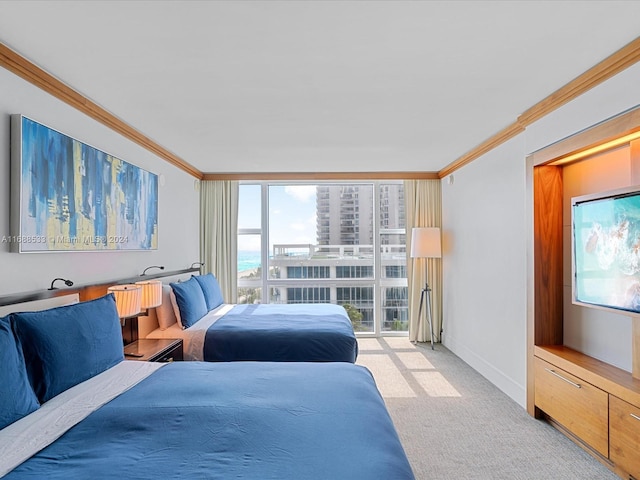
[238, 185, 317, 251]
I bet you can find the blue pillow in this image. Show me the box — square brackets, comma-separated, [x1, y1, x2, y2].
[0, 316, 40, 429]
[11, 294, 124, 403]
[170, 277, 208, 329]
[193, 273, 224, 311]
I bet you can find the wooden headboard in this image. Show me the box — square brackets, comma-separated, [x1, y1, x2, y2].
[0, 267, 200, 343]
[0, 267, 200, 308]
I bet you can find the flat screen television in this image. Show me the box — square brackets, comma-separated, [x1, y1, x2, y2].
[572, 185, 640, 315]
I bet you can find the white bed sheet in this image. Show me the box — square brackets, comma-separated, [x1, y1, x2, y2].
[146, 303, 234, 361]
[0, 361, 164, 478]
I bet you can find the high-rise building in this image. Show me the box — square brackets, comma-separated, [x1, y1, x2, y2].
[316, 185, 373, 245]
[316, 184, 405, 246]
[379, 184, 405, 231]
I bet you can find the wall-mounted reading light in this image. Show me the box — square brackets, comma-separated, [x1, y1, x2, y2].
[48, 278, 74, 290]
[190, 262, 205, 274]
[140, 265, 165, 276]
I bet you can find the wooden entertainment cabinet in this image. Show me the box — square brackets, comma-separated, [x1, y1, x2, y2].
[534, 346, 640, 477]
[528, 107, 640, 479]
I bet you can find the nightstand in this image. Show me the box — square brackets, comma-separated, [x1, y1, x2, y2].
[123, 338, 183, 362]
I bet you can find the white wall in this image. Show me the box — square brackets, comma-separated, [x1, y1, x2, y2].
[442, 62, 640, 407]
[441, 134, 528, 405]
[0, 67, 200, 295]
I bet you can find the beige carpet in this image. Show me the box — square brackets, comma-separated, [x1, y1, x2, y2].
[356, 338, 619, 480]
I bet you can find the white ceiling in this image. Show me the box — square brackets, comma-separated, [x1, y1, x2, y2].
[0, 1, 639, 174]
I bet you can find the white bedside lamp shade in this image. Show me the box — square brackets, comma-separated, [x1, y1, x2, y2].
[135, 280, 163, 309]
[108, 284, 142, 318]
[410, 227, 442, 259]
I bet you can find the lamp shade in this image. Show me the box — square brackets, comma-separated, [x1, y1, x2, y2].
[107, 284, 142, 318]
[410, 227, 442, 259]
[135, 280, 163, 309]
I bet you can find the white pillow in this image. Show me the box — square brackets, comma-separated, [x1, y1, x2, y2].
[156, 285, 178, 330]
[169, 288, 184, 329]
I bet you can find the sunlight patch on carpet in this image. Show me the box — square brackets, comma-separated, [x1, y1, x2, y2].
[357, 354, 416, 398]
[412, 371, 461, 397]
[396, 351, 434, 370]
[384, 337, 415, 350]
[357, 338, 384, 351]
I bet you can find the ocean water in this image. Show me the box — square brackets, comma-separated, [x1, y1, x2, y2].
[238, 250, 261, 272]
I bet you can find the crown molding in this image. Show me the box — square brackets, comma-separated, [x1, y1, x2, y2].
[438, 36, 640, 179]
[3, 34, 640, 183]
[0, 42, 203, 179]
[202, 171, 440, 181]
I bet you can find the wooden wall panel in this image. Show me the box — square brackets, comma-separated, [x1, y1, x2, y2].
[632, 317, 640, 381]
[533, 166, 564, 346]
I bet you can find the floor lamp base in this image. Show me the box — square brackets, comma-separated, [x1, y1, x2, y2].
[417, 282, 435, 350]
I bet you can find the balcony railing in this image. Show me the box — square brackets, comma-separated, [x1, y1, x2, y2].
[272, 243, 376, 260]
[239, 243, 408, 333]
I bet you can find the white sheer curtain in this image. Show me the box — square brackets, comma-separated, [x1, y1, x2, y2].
[404, 180, 442, 343]
[200, 180, 239, 303]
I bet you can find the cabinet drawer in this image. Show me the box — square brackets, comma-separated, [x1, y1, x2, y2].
[610, 395, 640, 478]
[149, 343, 183, 363]
[534, 357, 608, 457]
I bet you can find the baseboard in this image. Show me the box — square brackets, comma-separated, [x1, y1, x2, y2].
[443, 334, 526, 408]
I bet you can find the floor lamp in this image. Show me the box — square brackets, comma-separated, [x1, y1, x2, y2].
[410, 227, 442, 350]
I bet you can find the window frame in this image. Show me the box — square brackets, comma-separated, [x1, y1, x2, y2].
[237, 180, 407, 337]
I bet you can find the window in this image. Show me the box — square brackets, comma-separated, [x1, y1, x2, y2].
[382, 287, 409, 331]
[287, 266, 330, 279]
[286, 287, 331, 303]
[336, 265, 374, 278]
[237, 182, 407, 335]
[237, 184, 262, 304]
[336, 286, 374, 332]
[384, 265, 406, 278]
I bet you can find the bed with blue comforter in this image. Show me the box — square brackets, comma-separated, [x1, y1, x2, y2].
[0, 294, 413, 480]
[149, 276, 359, 362]
[4, 362, 413, 479]
[203, 303, 358, 362]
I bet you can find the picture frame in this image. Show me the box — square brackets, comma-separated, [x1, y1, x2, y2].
[9, 115, 158, 252]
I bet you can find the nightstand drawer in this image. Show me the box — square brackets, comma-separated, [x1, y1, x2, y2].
[534, 357, 608, 457]
[124, 338, 183, 362]
[610, 395, 640, 477]
[149, 342, 183, 362]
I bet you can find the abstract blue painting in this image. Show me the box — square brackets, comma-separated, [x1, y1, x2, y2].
[10, 115, 158, 252]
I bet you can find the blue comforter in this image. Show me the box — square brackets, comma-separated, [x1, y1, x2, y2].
[6, 362, 414, 479]
[204, 303, 358, 362]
